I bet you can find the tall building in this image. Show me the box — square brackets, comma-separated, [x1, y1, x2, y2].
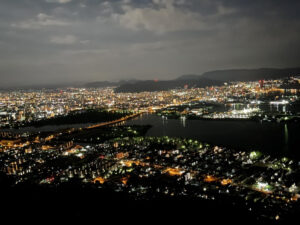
[259, 80, 264, 88]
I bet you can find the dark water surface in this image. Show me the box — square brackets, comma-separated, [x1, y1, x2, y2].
[125, 113, 300, 160]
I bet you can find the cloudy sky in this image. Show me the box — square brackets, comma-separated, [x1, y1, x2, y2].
[0, 0, 300, 87]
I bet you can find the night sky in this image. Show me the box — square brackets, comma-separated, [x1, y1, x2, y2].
[0, 0, 300, 87]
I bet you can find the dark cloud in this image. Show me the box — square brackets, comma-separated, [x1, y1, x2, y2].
[0, 0, 299, 87]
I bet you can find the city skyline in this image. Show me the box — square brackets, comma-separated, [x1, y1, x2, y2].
[1, 77, 300, 223]
[1, 0, 300, 87]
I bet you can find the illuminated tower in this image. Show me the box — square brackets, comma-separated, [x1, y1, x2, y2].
[259, 80, 264, 88]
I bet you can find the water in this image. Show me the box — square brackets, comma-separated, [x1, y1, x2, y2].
[125, 113, 300, 159]
[2, 113, 300, 159]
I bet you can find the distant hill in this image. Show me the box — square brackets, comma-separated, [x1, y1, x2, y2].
[85, 79, 139, 88]
[1, 67, 299, 91]
[115, 78, 223, 93]
[80, 68, 300, 92]
[85, 81, 117, 88]
[176, 74, 203, 80]
[115, 67, 300, 93]
[178, 68, 300, 82]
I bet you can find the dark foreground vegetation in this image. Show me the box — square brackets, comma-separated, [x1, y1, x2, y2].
[57, 125, 151, 143]
[0, 178, 296, 224]
[16, 109, 131, 128]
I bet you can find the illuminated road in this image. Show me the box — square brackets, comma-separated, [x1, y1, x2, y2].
[86, 112, 143, 129]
